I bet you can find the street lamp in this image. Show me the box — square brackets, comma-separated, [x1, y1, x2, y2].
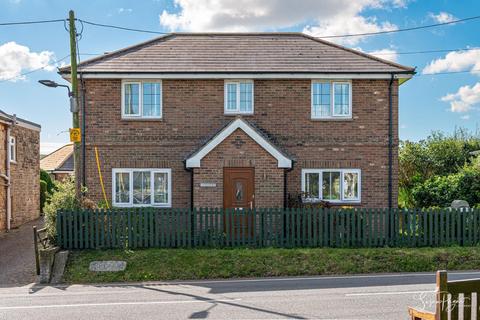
[38, 80, 77, 112]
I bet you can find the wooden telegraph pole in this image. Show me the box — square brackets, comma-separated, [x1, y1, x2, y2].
[68, 10, 81, 198]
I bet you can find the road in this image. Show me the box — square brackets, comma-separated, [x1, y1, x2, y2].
[0, 271, 479, 319]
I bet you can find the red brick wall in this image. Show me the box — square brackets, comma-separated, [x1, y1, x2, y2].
[0, 123, 40, 231]
[80, 78, 398, 208]
[193, 129, 284, 208]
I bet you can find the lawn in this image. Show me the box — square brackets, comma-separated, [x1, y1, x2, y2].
[64, 246, 480, 283]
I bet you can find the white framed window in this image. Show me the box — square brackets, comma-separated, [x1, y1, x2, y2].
[122, 80, 162, 119]
[112, 168, 171, 207]
[311, 80, 352, 119]
[9, 136, 16, 163]
[301, 169, 361, 203]
[224, 80, 254, 114]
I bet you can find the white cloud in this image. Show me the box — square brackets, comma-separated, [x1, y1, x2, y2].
[0, 42, 55, 81]
[117, 8, 133, 14]
[441, 82, 480, 113]
[429, 11, 457, 24]
[422, 48, 480, 74]
[159, 0, 399, 45]
[366, 48, 398, 62]
[460, 115, 470, 120]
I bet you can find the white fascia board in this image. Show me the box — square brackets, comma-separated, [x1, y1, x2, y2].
[16, 121, 41, 132]
[186, 118, 292, 169]
[63, 73, 413, 80]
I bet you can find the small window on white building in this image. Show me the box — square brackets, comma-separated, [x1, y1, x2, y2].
[112, 169, 171, 207]
[224, 80, 254, 114]
[311, 81, 352, 119]
[122, 81, 162, 119]
[302, 169, 361, 203]
[9, 136, 16, 163]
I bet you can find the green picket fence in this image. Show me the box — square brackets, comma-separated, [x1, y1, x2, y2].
[56, 208, 480, 250]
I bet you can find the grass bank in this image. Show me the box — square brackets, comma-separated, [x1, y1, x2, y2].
[64, 246, 480, 283]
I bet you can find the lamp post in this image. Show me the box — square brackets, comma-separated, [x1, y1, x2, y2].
[38, 79, 81, 197]
[38, 80, 77, 113]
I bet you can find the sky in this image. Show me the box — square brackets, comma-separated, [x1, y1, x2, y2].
[0, 0, 479, 154]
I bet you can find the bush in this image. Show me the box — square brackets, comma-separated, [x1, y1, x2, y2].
[411, 161, 480, 208]
[399, 128, 480, 207]
[40, 180, 48, 212]
[40, 169, 55, 193]
[43, 177, 79, 239]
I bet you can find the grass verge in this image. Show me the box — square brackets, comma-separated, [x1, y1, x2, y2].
[64, 246, 480, 283]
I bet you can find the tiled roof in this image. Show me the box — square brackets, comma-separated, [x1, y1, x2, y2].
[0, 109, 41, 129]
[40, 144, 74, 172]
[59, 33, 415, 74]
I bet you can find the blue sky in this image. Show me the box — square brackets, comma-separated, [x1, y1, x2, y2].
[0, 0, 479, 153]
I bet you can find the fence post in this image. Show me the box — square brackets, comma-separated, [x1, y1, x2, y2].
[33, 226, 40, 275]
[436, 270, 448, 320]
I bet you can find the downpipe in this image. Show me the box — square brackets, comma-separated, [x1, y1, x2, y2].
[388, 74, 394, 209]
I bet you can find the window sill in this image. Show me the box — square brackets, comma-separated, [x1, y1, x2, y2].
[9, 160, 17, 165]
[303, 199, 361, 205]
[112, 204, 171, 208]
[224, 113, 254, 116]
[121, 117, 163, 122]
[310, 117, 353, 122]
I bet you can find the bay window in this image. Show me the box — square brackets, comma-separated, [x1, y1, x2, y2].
[112, 169, 171, 207]
[311, 80, 352, 119]
[122, 80, 162, 119]
[302, 169, 361, 203]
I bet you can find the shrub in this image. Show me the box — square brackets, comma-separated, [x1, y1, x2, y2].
[40, 180, 48, 212]
[40, 169, 55, 194]
[411, 161, 480, 208]
[43, 177, 79, 239]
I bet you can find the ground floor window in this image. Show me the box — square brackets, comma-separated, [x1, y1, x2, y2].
[112, 168, 171, 207]
[301, 169, 361, 203]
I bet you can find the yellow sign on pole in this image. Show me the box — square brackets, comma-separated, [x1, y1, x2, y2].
[69, 128, 81, 142]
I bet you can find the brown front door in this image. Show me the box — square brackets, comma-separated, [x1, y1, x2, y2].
[223, 167, 255, 238]
[223, 167, 255, 209]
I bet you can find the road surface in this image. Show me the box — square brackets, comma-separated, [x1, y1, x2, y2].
[1, 271, 479, 319]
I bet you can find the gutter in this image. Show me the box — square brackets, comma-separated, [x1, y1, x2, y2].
[388, 74, 395, 209]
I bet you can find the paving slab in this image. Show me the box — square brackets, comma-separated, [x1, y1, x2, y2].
[0, 217, 43, 286]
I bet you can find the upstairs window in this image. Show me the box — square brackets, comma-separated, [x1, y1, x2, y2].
[302, 169, 361, 203]
[224, 80, 254, 114]
[312, 81, 351, 119]
[9, 136, 16, 162]
[122, 81, 162, 119]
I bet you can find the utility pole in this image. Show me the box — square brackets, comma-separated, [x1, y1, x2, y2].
[68, 9, 81, 199]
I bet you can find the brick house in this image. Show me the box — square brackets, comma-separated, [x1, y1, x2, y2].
[0, 110, 41, 231]
[59, 33, 415, 209]
[40, 144, 74, 181]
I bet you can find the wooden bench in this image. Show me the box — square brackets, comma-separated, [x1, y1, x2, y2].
[409, 270, 480, 320]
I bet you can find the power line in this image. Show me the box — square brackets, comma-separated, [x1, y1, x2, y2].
[0, 55, 70, 83]
[372, 47, 480, 56]
[320, 14, 480, 38]
[0, 18, 65, 26]
[77, 19, 167, 35]
[75, 14, 480, 38]
[417, 68, 480, 76]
